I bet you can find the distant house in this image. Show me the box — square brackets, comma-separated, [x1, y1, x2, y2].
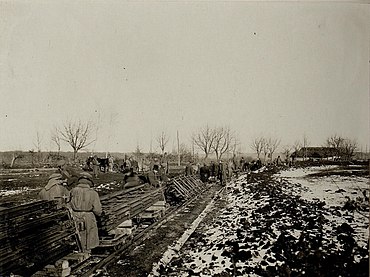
[291, 147, 337, 160]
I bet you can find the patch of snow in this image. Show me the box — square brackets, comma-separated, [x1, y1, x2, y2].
[0, 188, 39, 196]
[166, 167, 369, 276]
[277, 165, 339, 178]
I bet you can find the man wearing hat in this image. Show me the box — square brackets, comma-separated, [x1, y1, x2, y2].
[92, 155, 100, 179]
[39, 173, 70, 206]
[69, 172, 102, 252]
[217, 160, 226, 186]
[57, 160, 79, 189]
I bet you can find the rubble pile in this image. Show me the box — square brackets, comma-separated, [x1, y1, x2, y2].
[165, 170, 369, 276]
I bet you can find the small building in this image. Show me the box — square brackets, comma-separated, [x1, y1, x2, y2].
[291, 147, 337, 160]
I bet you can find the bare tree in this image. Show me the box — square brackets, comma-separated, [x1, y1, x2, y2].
[262, 138, 269, 163]
[326, 135, 357, 161]
[51, 127, 62, 156]
[192, 125, 216, 160]
[59, 120, 95, 161]
[212, 127, 233, 161]
[282, 145, 292, 163]
[157, 131, 169, 155]
[251, 137, 264, 159]
[326, 134, 345, 158]
[10, 151, 23, 168]
[230, 137, 240, 158]
[267, 137, 281, 162]
[33, 131, 43, 152]
[33, 131, 43, 163]
[178, 143, 192, 163]
[293, 140, 301, 154]
[341, 138, 358, 161]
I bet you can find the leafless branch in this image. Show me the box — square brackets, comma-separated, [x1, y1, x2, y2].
[59, 120, 95, 160]
[192, 125, 216, 160]
[156, 131, 169, 155]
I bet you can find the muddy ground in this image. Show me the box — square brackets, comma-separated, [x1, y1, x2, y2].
[0, 168, 125, 204]
[1, 164, 368, 276]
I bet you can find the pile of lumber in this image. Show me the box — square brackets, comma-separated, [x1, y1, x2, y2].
[99, 185, 164, 235]
[165, 176, 208, 204]
[0, 201, 77, 276]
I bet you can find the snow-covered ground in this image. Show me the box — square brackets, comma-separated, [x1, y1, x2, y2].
[278, 166, 369, 249]
[0, 187, 39, 197]
[163, 166, 369, 276]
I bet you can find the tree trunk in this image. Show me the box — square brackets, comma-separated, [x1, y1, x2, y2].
[10, 156, 17, 168]
[204, 152, 208, 161]
[215, 151, 219, 161]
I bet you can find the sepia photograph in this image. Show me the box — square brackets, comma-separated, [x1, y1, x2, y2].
[0, 0, 369, 276]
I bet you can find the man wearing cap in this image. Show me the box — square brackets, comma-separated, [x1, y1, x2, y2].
[57, 160, 79, 189]
[92, 155, 100, 179]
[69, 173, 102, 252]
[39, 173, 70, 206]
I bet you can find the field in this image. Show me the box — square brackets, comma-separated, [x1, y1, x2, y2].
[0, 163, 368, 276]
[160, 164, 369, 276]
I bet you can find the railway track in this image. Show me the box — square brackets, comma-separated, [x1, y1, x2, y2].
[71, 181, 221, 276]
[1, 175, 216, 277]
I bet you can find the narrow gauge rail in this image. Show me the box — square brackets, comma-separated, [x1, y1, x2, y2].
[0, 175, 210, 277]
[74, 182, 216, 277]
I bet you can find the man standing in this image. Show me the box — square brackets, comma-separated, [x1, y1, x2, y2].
[218, 160, 226, 186]
[92, 155, 100, 178]
[185, 161, 193, 176]
[108, 154, 114, 172]
[69, 173, 102, 253]
[199, 163, 209, 183]
[239, 157, 245, 172]
[39, 173, 70, 207]
[57, 160, 79, 189]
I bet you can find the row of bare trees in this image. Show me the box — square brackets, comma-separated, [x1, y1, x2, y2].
[11, 118, 361, 168]
[249, 133, 359, 163]
[250, 136, 281, 162]
[326, 134, 358, 161]
[192, 125, 237, 161]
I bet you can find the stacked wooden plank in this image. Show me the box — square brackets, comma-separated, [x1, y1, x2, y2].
[99, 185, 164, 235]
[165, 176, 208, 203]
[0, 201, 77, 277]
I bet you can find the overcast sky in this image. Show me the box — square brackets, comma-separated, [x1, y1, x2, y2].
[0, 1, 369, 154]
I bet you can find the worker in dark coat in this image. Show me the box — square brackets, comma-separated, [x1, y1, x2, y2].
[39, 173, 70, 207]
[185, 162, 193, 176]
[218, 161, 226, 186]
[69, 173, 102, 252]
[57, 160, 79, 189]
[147, 170, 160, 187]
[199, 163, 209, 183]
[123, 168, 142, 189]
[209, 161, 215, 177]
[239, 157, 245, 172]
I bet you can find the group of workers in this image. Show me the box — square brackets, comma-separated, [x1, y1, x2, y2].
[185, 157, 264, 185]
[86, 155, 115, 178]
[38, 160, 102, 253]
[38, 155, 267, 253]
[38, 157, 167, 253]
